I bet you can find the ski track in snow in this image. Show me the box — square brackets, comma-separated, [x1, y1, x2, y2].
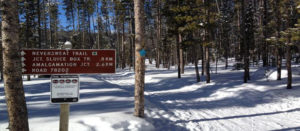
[0, 59, 300, 131]
[101, 60, 300, 131]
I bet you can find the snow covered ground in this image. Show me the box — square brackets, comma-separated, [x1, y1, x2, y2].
[1, 59, 300, 131]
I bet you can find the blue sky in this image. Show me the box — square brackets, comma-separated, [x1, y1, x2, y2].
[58, 0, 70, 30]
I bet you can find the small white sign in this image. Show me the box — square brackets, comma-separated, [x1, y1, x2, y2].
[51, 75, 79, 103]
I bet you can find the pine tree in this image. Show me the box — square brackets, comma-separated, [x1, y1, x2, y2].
[172, 0, 203, 82]
[113, 0, 127, 69]
[134, 0, 145, 117]
[262, 0, 270, 66]
[1, 0, 29, 130]
[204, 0, 218, 83]
[63, 0, 76, 32]
[279, 0, 299, 89]
[155, 0, 161, 68]
[48, 0, 59, 49]
[243, 0, 254, 83]
[220, 0, 234, 69]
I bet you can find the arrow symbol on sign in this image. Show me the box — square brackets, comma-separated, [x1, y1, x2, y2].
[22, 68, 27, 73]
[21, 51, 26, 56]
[21, 57, 26, 61]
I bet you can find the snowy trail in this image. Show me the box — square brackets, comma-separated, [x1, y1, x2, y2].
[103, 63, 300, 131]
[1, 61, 300, 131]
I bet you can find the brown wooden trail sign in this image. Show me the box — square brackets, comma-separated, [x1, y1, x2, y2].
[21, 49, 116, 74]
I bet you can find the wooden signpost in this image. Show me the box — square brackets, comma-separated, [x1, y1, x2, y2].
[21, 49, 116, 131]
[21, 49, 116, 74]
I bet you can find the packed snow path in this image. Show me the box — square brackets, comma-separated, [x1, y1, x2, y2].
[1, 61, 300, 131]
[103, 63, 300, 131]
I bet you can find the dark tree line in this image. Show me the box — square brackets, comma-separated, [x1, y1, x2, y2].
[0, 0, 298, 87]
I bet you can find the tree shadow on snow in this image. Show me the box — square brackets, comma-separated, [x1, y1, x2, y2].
[271, 126, 300, 131]
[0, 77, 134, 123]
[174, 108, 300, 123]
[143, 66, 300, 129]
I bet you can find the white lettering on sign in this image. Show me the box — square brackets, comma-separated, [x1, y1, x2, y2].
[83, 57, 90, 61]
[69, 57, 81, 61]
[100, 57, 114, 61]
[22, 49, 116, 74]
[50, 68, 69, 73]
[72, 51, 88, 56]
[95, 62, 114, 67]
[32, 51, 69, 56]
[33, 57, 44, 61]
[32, 63, 77, 67]
[46, 57, 66, 61]
[80, 62, 90, 67]
[32, 68, 47, 72]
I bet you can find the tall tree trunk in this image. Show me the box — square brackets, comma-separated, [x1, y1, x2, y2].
[116, 24, 121, 68]
[71, 2, 76, 33]
[88, 12, 93, 48]
[177, 33, 181, 78]
[286, 45, 292, 89]
[129, 9, 135, 68]
[205, 0, 211, 83]
[54, 21, 58, 49]
[130, 6, 136, 70]
[243, 0, 253, 83]
[49, 0, 53, 48]
[262, 0, 268, 67]
[134, 0, 145, 118]
[156, 0, 161, 68]
[1, 0, 29, 130]
[42, 0, 48, 48]
[37, 0, 42, 48]
[122, 21, 126, 69]
[96, 2, 101, 49]
[225, 49, 228, 69]
[205, 46, 210, 83]
[194, 45, 200, 82]
[201, 44, 204, 76]
[150, 31, 155, 65]
[235, 2, 241, 62]
[25, 0, 31, 81]
[277, 48, 282, 80]
[0, 20, 3, 81]
[180, 48, 184, 74]
[129, 17, 133, 70]
[276, 0, 282, 81]
[77, 2, 81, 49]
[92, 15, 97, 48]
[240, 0, 245, 66]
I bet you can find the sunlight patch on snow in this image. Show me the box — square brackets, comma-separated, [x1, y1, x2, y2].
[26, 92, 50, 96]
[23, 79, 50, 86]
[80, 88, 124, 93]
[70, 113, 154, 131]
[269, 70, 288, 81]
[78, 96, 132, 103]
[145, 83, 202, 96]
[79, 76, 104, 82]
[0, 79, 50, 87]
